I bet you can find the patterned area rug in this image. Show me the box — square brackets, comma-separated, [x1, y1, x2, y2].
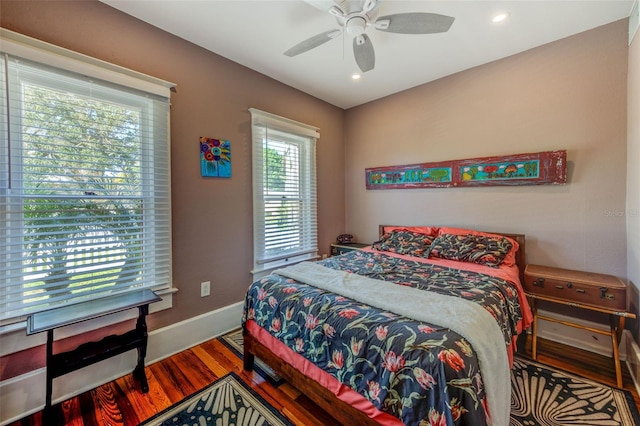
[144, 329, 640, 425]
[219, 329, 284, 386]
[222, 329, 639, 425]
[138, 372, 292, 426]
[510, 357, 640, 426]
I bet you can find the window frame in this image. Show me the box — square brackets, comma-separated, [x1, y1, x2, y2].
[249, 108, 319, 279]
[0, 29, 175, 328]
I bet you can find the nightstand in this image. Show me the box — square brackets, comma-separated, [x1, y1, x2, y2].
[523, 264, 636, 387]
[330, 242, 369, 256]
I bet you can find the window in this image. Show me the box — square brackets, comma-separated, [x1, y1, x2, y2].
[0, 31, 173, 323]
[249, 108, 319, 277]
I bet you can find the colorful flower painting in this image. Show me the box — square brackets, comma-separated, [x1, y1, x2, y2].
[200, 137, 231, 177]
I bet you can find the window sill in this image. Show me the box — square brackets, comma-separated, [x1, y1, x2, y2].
[251, 254, 319, 281]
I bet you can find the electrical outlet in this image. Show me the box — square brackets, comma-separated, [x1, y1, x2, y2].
[200, 281, 210, 297]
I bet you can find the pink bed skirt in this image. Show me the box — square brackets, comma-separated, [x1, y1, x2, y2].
[245, 319, 402, 425]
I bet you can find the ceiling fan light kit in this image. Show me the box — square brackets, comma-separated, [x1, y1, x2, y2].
[347, 16, 367, 36]
[285, 0, 455, 73]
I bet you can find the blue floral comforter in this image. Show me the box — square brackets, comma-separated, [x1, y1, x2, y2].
[243, 250, 525, 425]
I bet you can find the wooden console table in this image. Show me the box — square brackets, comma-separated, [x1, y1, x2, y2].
[26, 289, 161, 419]
[523, 265, 635, 388]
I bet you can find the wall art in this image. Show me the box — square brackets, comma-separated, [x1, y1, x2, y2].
[365, 150, 566, 189]
[200, 137, 231, 178]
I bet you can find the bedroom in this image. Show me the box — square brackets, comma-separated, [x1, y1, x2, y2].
[0, 0, 639, 424]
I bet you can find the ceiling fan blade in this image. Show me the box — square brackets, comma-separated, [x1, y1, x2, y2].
[375, 13, 454, 34]
[361, 0, 378, 13]
[353, 34, 375, 72]
[284, 29, 341, 57]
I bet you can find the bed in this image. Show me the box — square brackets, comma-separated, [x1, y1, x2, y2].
[242, 225, 532, 426]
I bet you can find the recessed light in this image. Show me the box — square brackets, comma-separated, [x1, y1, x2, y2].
[352, 74, 361, 80]
[492, 13, 509, 23]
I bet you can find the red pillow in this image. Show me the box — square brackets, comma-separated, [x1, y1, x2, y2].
[380, 226, 438, 237]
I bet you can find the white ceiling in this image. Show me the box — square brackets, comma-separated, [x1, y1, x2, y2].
[101, 0, 635, 109]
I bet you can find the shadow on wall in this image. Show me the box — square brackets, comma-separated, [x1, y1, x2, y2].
[629, 281, 640, 342]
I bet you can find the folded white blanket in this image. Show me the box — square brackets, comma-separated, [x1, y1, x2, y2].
[274, 261, 509, 426]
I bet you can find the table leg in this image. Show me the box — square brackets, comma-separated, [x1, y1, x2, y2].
[615, 315, 626, 346]
[531, 298, 538, 360]
[44, 330, 54, 422]
[610, 315, 623, 388]
[133, 304, 150, 393]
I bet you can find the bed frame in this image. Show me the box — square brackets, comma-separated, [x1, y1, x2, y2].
[244, 227, 526, 425]
[243, 333, 375, 424]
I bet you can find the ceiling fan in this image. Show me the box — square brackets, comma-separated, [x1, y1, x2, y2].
[284, 0, 455, 73]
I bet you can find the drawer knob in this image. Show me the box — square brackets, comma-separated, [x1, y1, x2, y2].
[533, 278, 545, 288]
[566, 282, 573, 288]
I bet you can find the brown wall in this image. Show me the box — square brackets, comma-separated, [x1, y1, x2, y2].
[0, 0, 634, 380]
[345, 20, 629, 280]
[0, 0, 345, 351]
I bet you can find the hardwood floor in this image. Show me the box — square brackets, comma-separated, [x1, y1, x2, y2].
[8, 333, 640, 425]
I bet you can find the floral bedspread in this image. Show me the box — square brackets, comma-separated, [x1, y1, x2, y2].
[242, 250, 525, 425]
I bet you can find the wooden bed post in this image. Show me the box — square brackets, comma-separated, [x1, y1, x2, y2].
[242, 329, 255, 371]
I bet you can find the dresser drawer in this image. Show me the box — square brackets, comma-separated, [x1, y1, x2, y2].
[524, 264, 627, 310]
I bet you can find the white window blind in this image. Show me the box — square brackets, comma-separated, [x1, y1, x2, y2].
[250, 108, 319, 275]
[0, 35, 173, 323]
